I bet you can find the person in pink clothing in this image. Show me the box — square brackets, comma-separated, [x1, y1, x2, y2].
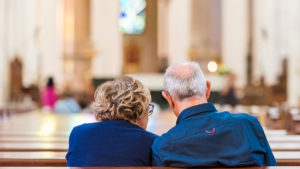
[41, 77, 58, 111]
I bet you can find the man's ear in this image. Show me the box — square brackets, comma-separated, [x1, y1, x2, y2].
[162, 91, 174, 109]
[206, 80, 211, 100]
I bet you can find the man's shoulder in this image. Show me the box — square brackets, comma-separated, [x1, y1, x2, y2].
[228, 112, 256, 120]
[226, 112, 264, 135]
[229, 112, 260, 124]
[152, 123, 186, 152]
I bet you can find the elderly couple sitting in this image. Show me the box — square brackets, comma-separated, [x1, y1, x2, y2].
[66, 61, 277, 167]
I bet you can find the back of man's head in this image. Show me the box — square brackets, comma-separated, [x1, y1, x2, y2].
[164, 61, 206, 100]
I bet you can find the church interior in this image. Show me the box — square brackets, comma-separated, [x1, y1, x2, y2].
[1, 0, 300, 167]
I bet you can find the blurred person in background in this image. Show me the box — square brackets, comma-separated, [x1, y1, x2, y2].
[221, 72, 238, 107]
[66, 76, 157, 166]
[54, 92, 81, 114]
[41, 77, 58, 111]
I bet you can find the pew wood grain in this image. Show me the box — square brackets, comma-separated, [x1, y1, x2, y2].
[0, 151, 299, 166]
[0, 143, 67, 152]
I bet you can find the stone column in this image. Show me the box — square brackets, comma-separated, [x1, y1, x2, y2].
[167, 0, 191, 64]
[91, 0, 122, 78]
[62, 0, 92, 91]
[157, 0, 170, 71]
[222, 0, 248, 87]
[190, 0, 211, 59]
[39, 0, 63, 89]
[189, 0, 221, 72]
[288, 0, 300, 107]
[0, 0, 8, 106]
[22, 0, 40, 87]
[252, 0, 288, 85]
[157, 0, 169, 59]
[4, 0, 39, 87]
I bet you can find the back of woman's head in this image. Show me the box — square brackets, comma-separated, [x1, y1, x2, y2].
[92, 76, 151, 122]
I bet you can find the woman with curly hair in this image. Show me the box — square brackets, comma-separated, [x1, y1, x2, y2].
[66, 76, 157, 166]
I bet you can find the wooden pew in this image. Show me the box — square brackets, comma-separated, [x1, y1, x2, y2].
[273, 151, 300, 166]
[0, 137, 67, 143]
[0, 111, 300, 167]
[0, 167, 296, 169]
[271, 143, 300, 151]
[0, 132, 69, 137]
[0, 152, 66, 166]
[0, 151, 298, 166]
[268, 135, 300, 143]
[1, 141, 298, 152]
[0, 143, 67, 152]
[286, 108, 300, 134]
[266, 107, 282, 129]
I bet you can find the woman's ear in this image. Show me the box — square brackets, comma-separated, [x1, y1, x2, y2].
[162, 91, 174, 109]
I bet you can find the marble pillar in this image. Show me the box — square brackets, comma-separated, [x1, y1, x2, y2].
[91, 0, 122, 78]
[168, 0, 191, 64]
[39, 0, 63, 89]
[252, 0, 287, 86]
[0, 0, 8, 106]
[222, 0, 248, 87]
[288, 0, 300, 107]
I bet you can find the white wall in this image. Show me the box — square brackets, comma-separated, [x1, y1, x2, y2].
[168, 0, 191, 64]
[91, 0, 122, 78]
[39, 0, 63, 88]
[222, 0, 248, 87]
[1, 0, 63, 91]
[0, 0, 8, 106]
[253, 0, 288, 85]
[5, 0, 39, 87]
[288, 0, 300, 107]
[157, 0, 169, 59]
[22, 0, 39, 87]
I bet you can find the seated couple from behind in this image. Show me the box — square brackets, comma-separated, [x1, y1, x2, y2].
[66, 62, 277, 167]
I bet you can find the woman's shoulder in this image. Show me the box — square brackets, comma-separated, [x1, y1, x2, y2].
[144, 130, 158, 140]
[71, 121, 158, 140]
[72, 122, 103, 131]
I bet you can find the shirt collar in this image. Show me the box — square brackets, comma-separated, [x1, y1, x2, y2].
[176, 102, 217, 124]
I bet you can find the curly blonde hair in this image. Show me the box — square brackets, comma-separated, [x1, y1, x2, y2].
[92, 76, 151, 121]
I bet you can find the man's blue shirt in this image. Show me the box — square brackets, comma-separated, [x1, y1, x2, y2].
[152, 103, 277, 167]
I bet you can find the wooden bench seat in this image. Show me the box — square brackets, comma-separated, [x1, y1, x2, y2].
[0, 152, 66, 166]
[0, 137, 67, 143]
[271, 143, 300, 151]
[268, 135, 300, 142]
[0, 143, 67, 152]
[0, 112, 300, 167]
[0, 151, 298, 166]
[0, 131, 69, 137]
[0, 167, 298, 169]
[0, 141, 297, 152]
[273, 151, 300, 166]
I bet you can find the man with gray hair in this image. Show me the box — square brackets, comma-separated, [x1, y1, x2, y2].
[152, 61, 277, 167]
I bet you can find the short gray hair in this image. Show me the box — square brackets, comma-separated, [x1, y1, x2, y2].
[163, 61, 206, 100]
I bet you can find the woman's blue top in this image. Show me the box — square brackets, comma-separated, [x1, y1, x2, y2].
[66, 120, 158, 166]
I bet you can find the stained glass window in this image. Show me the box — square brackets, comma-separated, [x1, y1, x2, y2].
[119, 0, 146, 34]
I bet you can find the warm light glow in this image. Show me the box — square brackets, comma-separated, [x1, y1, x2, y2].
[38, 115, 56, 137]
[63, 0, 75, 55]
[207, 61, 218, 72]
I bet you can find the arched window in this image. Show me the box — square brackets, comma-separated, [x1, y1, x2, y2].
[119, 0, 146, 34]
